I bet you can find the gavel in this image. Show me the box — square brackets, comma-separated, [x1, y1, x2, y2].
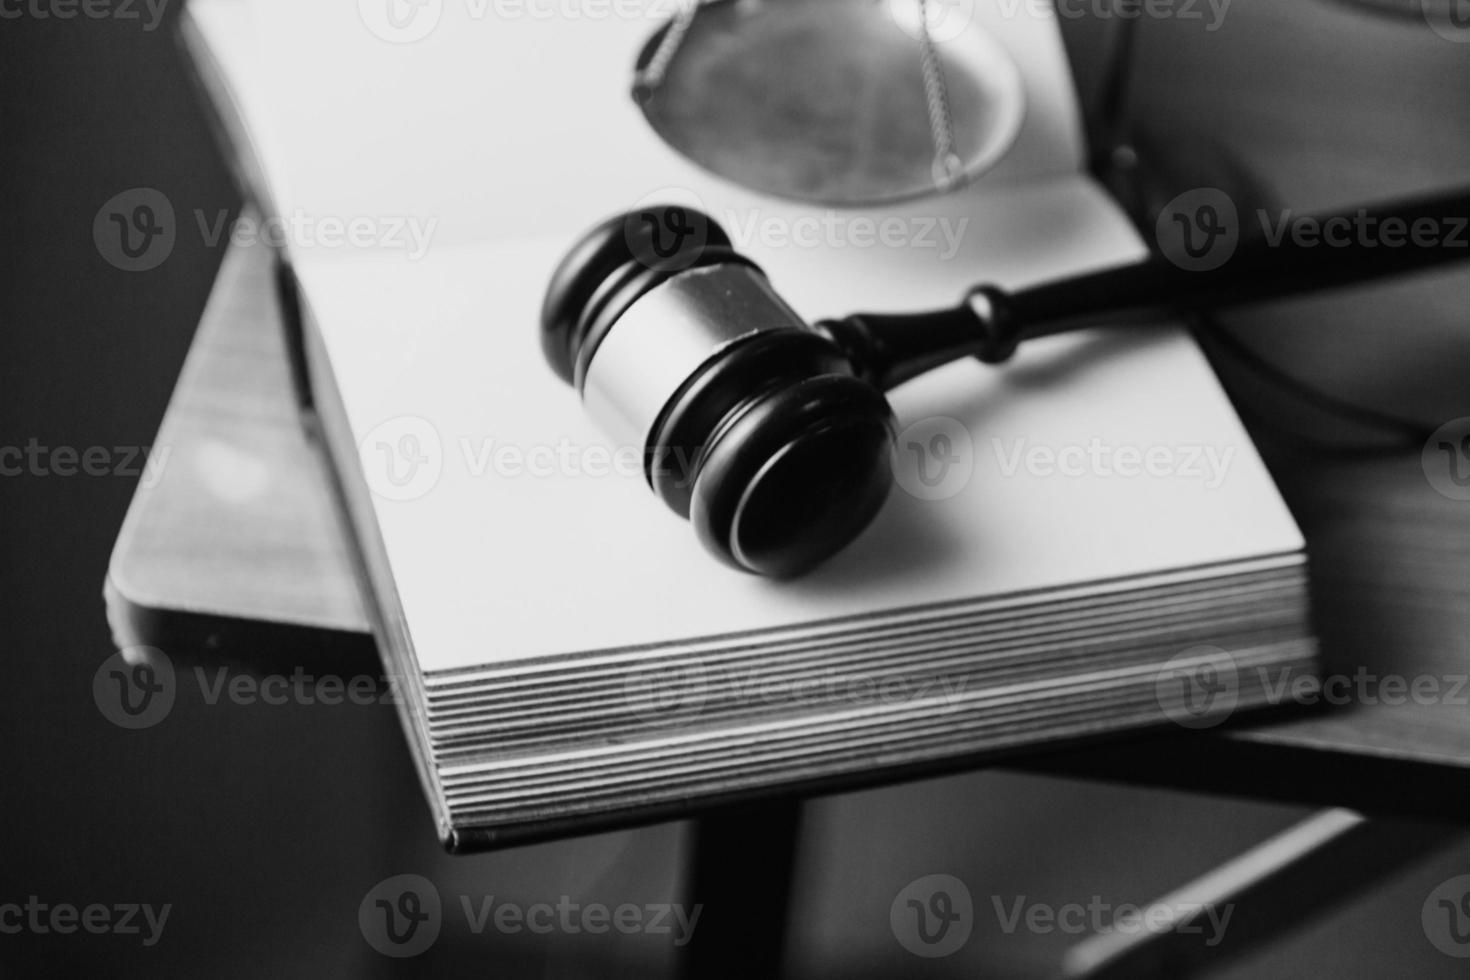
[540, 190, 1470, 577]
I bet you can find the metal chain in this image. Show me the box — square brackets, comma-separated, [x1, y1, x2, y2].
[916, 0, 963, 191]
[632, 0, 701, 101]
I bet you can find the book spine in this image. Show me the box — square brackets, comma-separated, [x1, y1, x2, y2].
[175, 7, 454, 843]
[174, 9, 313, 411]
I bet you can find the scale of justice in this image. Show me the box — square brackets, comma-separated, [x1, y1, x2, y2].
[629, 0, 1027, 206]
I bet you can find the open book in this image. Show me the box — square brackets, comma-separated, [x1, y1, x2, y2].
[183, 0, 1316, 848]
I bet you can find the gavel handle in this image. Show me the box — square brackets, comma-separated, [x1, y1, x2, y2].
[821, 187, 1470, 392]
[1013, 187, 1470, 339]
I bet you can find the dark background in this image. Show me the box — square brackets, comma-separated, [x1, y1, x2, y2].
[4, 1, 1470, 977]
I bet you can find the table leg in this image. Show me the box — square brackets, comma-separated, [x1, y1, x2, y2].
[681, 799, 804, 980]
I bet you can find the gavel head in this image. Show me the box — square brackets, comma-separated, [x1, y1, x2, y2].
[540, 205, 896, 577]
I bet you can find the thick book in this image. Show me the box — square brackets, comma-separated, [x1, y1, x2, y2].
[182, 0, 1317, 848]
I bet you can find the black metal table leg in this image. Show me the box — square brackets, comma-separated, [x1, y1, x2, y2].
[681, 799, 804, 980]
